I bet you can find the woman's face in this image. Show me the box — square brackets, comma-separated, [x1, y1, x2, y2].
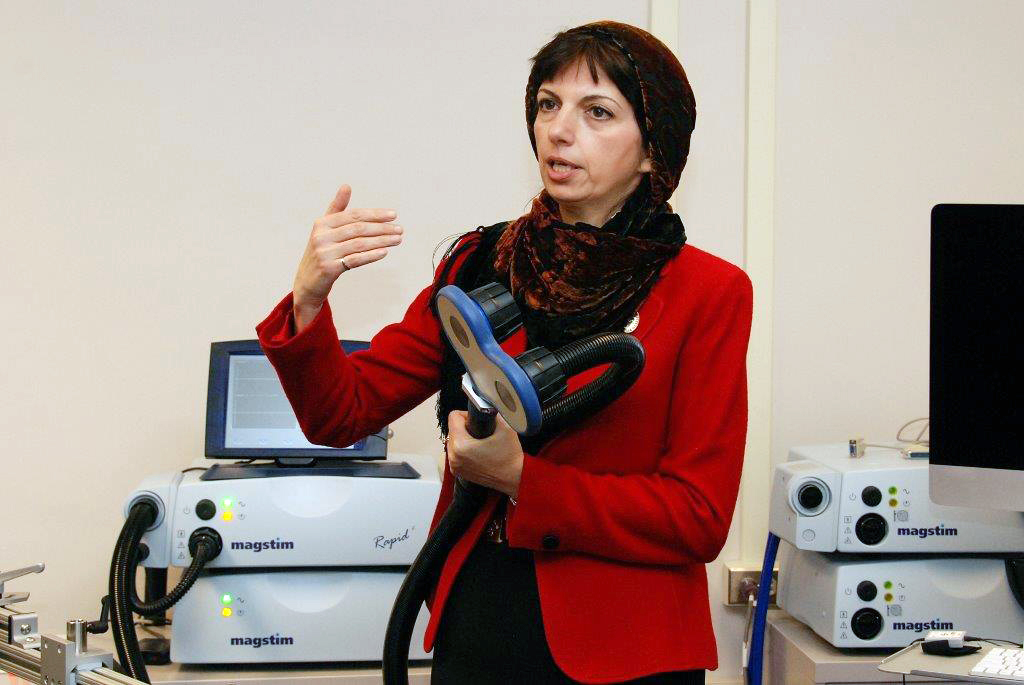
[533, 58, 651, 227]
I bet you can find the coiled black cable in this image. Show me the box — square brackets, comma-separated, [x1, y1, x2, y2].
[110, 501, 221, 683]
[541, 333, 645, 436]
[126, 537, 216, 617]
[382, 333, 644, 685]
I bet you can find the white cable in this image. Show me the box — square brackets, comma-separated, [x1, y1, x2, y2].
[896, 417, 929, 446]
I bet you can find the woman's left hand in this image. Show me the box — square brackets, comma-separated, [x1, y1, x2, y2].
[446, 410, 523, 499]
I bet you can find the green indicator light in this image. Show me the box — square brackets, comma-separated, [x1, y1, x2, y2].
[223, 498, 232, 508]
[221, 594, 232, 605]
[884, 581, 893, 589]
[888, 486, 898, 495]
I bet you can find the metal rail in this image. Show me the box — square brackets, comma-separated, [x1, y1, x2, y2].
[2, 607, 145, 685]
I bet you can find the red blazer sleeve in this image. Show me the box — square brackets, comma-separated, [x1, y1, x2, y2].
[506, 270, 753, 565]
[255, 233, 479, 448]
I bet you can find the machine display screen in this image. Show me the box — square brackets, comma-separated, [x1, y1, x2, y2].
[224, 355, 343, 449]
[204, 340, 387, 460]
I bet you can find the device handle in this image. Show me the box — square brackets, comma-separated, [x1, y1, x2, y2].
[0, 563, 44, 585]
[459, 373, 498, 439]
[0, 563, 44, 589]
[467, 402, 498, 439]
[0, 562, 45, 607]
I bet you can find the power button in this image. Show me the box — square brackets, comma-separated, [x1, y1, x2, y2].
[195, 499, 216, 521]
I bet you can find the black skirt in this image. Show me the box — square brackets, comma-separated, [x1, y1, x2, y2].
[431, 538, 705, 685]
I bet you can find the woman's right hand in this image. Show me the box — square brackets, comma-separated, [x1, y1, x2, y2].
[292, 184, 404, 331]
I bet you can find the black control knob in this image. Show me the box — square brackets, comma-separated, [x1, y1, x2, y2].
[855, 513, 888, 545]
[851, 608, 883, 640]
[856, 580, 878, 601]
[797, 483, 824, 511]
[195, 499, 216, 521]
[861, 486, 882, 507]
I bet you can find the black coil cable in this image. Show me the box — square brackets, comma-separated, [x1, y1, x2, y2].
[109, 500, 221, 683]
[126, 536, 217, 618]
[541, 333, 645, 435]
[382, 332, 644, 685]
[109, 502, 154, 681]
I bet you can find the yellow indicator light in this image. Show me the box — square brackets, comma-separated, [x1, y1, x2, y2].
[222, 511, 233, 522]
[221, 594, 232, 605]
[223, 498, 232, 508]
[889, 498, 899, 507]
[884, 593, 893, 602]
[222, 607, 232, 617]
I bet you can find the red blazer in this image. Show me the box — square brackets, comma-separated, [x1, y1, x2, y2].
[257, 234, 752, 682]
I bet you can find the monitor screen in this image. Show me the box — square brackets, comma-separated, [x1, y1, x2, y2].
[929, 204, 1024, 509]
[205, 340, 388, 460]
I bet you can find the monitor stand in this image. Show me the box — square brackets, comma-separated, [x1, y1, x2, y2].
[200, 460, 420, 481]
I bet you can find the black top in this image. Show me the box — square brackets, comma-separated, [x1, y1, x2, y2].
[430, 537, 704, 684]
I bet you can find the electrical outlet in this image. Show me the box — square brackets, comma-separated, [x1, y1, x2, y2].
[725, 565, 778, 606]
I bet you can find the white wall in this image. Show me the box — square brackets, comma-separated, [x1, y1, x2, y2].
[0, 0, 648, 631]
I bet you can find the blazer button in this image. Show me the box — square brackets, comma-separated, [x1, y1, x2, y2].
[541, 533, 560, 550]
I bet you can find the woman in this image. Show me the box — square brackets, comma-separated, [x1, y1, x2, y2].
[258, 21, 752, 684]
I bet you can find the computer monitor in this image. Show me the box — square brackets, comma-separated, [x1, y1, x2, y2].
[929, 204, 1024, 509]
[204, 339, 388, 460]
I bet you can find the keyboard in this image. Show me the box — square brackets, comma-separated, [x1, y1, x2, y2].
[970, 647, 1024, 681]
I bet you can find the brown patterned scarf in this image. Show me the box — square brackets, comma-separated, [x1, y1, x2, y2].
[493, 182, 685, 349]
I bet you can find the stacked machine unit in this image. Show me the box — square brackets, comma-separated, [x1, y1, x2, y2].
[769, 443, 1024, 648]
[117, 340, 441, 665]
